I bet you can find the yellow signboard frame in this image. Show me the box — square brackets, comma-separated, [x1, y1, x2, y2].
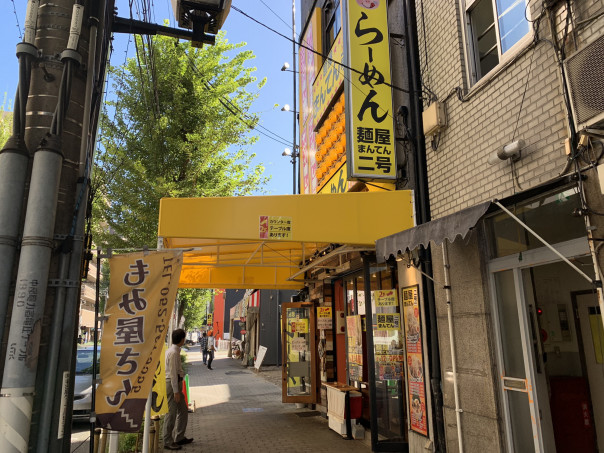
[344, 0, 397, 181]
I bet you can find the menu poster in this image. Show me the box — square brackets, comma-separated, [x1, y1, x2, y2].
[375, 289, 397, 307]
[402, 285, 428, 436]
[346, 315, 363, 380]
[317, 307, 332, 330]
[376, 313, 401, 330]
[376, 354, 404, 380]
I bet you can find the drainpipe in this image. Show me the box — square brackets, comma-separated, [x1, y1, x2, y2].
[0, 3, 83, 450]
[37, 4, 95, 450]
[403, 0, 446, 450]
[442, 242, 464, 453]
[0, 0, 39, 353]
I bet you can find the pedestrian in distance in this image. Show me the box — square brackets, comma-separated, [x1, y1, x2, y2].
[163, 329, 194, 450]
[207, 330, 216, 370]
[200, 331, 208, 365]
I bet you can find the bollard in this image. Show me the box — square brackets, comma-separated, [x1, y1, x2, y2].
[93, 428, 102, 453]
[153, 415, 161, 452]
[99, 429, 108, 453]
[149, 422, 156, 452]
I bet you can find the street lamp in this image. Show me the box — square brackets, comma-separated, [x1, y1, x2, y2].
[281, 62, 298, 73]
[281, 104, 298, 113]
[282, 147, 299, 157]
[282, 147, 300, 195]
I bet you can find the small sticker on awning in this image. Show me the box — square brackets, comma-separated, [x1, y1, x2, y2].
[259, 216, 292, 240]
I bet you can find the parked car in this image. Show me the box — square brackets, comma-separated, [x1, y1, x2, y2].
[72, 346, 100, 421]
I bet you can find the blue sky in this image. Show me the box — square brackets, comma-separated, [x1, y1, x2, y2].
[0, 1, 300, 196]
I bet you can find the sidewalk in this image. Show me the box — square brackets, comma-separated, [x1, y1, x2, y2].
[178, 348, 371, 453]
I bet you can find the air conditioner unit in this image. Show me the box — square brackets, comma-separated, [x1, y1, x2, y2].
[564, 34, 604, 134]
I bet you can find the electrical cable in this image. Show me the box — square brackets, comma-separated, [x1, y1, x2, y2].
[9, 0, 23, 40]
[231, 5, 410, 95]
[183, 50, 293, 147]
[258, 0, 298, 39]
[512, 43, 536, 143]
[205, 80, 292, 147]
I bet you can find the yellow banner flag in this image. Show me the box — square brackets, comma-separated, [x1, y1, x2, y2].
[96, 251, 182, 431]
[151, 344, 168, 416]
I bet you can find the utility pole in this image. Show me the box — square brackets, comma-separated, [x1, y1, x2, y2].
[0, 1, 113, 452]
[0, 2, 228, 451]
[291, 0, 298, 195]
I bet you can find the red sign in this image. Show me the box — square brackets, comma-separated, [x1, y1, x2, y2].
[240, 330, 247, 334]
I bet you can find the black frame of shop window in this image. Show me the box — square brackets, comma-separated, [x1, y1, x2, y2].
[362, 254, 409, 452]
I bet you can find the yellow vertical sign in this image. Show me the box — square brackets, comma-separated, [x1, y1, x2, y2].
[345, 0, 396, 181]
[151, 344, 168, 416]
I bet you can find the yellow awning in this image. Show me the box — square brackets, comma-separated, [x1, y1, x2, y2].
[158, 191, 414, 290]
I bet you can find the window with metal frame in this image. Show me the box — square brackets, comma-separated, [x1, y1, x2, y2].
[323, 0, 341, 56]
[465, 0, 530, 82]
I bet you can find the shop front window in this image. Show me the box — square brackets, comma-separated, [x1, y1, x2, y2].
[284, 306, 313, 397]
[343, 265, 405, 441]
[371, 286, 406, 440]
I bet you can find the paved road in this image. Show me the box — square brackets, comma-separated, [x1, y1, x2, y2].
[180, 349, 370, 452]
[71, 348, 370, 452]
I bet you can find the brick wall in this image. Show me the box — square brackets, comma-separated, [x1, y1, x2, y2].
[415, 0, 603, 219]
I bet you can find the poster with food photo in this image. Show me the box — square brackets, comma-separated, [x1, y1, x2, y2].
[346, 315, 363, 380]
[402, 285, 428, 436]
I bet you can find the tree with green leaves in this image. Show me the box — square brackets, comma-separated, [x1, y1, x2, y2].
[179, 288, 212, 331]
[92, 32, 268, 249]
[92, 33, 268, 325]
[0, 95, 13, 147]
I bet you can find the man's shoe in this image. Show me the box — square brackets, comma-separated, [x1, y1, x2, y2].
[164, 444, 182, 450]
[176, 437, 194, 445]
[207, 366, 213, 370]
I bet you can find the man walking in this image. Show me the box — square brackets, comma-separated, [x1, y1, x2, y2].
[200, 331, 208, 365]
[164, 329, 194, 450]
[207, 330, 215, 370]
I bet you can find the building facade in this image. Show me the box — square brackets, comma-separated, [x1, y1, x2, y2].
[295, 0, 604, 452]
[378, 1, 604, 452]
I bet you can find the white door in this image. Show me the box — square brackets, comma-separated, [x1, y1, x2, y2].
[576, 293, 604, 452]
[488, 238, 593, 453]
[491, 269, 544, 453]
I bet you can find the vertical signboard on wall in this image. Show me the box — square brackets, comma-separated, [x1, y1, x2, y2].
[402, 285, 428, 436]
[299, 10, 320, 194]
[344, 0, 397, 182]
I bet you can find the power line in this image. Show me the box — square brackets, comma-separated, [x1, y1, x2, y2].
[183, 50, 293, 147]
[258, 0, 298, 39]
[231, 5, 410, 95]
[231, 6, 405, 126]
[10, 0, 22, 40]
